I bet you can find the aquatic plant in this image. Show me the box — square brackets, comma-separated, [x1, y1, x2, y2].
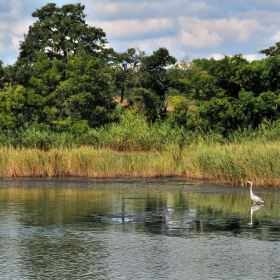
[0, 140, 280, 187]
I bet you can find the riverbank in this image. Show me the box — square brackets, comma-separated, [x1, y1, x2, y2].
[1, 141, 280, 187]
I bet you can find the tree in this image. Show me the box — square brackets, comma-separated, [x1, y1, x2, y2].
[9, 3, 117, 130]
[25, 52, 67, 125]
[139, 47, 177, 120]
[112, 48, 145, 104]
[261, 56, 280, 92]
[183, 60, 225, 101]
[0, 83, 26, 129]
[232, 89, 280, 129]
[192, 55, 248, 99]
[235, 59, 266, 95]
[167, 95, 189, 127]
[55, 51, 115, 129]
[259, 42, 280, 57]
[14, 3, 109, 86]
[21, 3, 107, 61]
[0, 60, 4, 89]
[197, 96, 234, 134]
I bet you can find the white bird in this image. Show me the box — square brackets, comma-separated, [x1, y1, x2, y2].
[246, 180, 264, 205]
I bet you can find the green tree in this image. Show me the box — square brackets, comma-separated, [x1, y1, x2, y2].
[197, 96, 234, 134]
[184, 60, 225, 101]
[133, 88, 162, 123]
[193, 55, 248, 99]
[261, 56, 280, 92]
[259, 42, 280, 57]
[14, 3, 108, 86]
[0, 84, 26, 129]
[112, 48, 145, 103]
[9, 3, 116, 130]
[0, 60, 4, 89]
[167, 95, 189, 127]
[139, 47, 177, 120]
[236, 59, 266, 95]
[56, 51, 115, 129]
[233, 89, 280, 128]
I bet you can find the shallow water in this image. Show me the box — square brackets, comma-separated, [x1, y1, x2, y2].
[0, 178, 279, 279]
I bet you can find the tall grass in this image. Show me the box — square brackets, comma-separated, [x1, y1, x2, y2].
[1, 116, 280, 186]
[0, 146, 181, 178]
[0, 114, 205, 151]
[182, 140, 280, 187]
[1, 141, 280, 187]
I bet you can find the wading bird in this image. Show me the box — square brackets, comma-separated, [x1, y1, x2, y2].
[246, 180, 264, 205]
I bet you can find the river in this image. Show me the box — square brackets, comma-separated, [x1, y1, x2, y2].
[0, 178, 279, 279]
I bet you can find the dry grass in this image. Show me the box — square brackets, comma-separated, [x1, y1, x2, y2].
[182, 141, 280, 187]
[1, 141, 280, 187]
[0, 146, 182, 179]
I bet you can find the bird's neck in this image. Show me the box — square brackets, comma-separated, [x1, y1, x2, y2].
[250, 186, 253, 195]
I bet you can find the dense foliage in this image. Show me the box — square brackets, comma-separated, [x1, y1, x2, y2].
[1, 3, 280, 144]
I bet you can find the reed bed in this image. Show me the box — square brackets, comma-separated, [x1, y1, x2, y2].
[0, 146, 181, 179]
[183, 140, 280, 187]
[1, 140, 280, 187]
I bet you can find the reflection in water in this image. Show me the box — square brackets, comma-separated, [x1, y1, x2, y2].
[0, 178, 279, 279]
[248, 205, 263, 226]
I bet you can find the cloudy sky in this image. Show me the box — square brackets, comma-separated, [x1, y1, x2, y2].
[1, 0, 280, 65]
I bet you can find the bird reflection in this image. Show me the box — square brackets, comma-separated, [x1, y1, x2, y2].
[248, 204, 263, 226]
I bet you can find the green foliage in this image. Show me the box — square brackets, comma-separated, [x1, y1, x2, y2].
[197, 96, 234, 135]
[4, 4, 280, 141]
[167, 95, 189, 127]
[139, 47, 177, 119]
[64, 51, 115, 127]
[19, 3, 107, 63]
[133, 88, 162, 123]
[9, 3, 117, 130]
[0, 84, 26, 129]
[233, 89, 280, 128]
[259, 42, 280, 57]
[111, 48, 145, 102]
[236, 59, 265, 95]
[0, 60, 4, 89]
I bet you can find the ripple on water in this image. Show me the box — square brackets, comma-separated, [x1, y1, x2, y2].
[0, 179, 279, 279]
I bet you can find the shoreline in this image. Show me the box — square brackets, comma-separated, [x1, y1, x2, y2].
[0, 176, 274, 189]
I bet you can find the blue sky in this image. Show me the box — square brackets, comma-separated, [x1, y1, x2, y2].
[1, 0, 280, 65]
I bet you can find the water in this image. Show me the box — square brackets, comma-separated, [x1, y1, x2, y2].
[0, 178, 279, 279]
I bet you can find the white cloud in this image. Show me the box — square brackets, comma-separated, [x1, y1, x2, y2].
[2, 0, 280, 65]
[179, 26, 222, 48]
[272, 31, 280, 42]
[94, 18, 175, 40]
[11, 35, 21, 50]
[11, 19, 32, 37]
[243, 54, 261, 61]
[211, 53, 225, 60]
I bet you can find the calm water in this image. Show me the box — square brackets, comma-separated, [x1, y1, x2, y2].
[0, 178, 279, 279]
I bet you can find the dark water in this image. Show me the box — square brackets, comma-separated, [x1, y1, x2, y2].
[0, 178, 279, 279]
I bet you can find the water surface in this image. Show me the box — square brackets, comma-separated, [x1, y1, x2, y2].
[0, 178, 279, 279]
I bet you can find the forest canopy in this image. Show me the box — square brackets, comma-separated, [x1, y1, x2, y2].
[1, 3, 280, 138]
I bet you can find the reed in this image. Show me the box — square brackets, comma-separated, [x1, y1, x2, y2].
[0, 146, 182, 179]
[1, 140, 280, 187]
[183, 140, 280, 187]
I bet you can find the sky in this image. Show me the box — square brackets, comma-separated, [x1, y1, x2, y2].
[1, 0, 280, 66]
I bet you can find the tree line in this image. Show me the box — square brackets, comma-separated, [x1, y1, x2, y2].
[1, 3, 280, 136]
